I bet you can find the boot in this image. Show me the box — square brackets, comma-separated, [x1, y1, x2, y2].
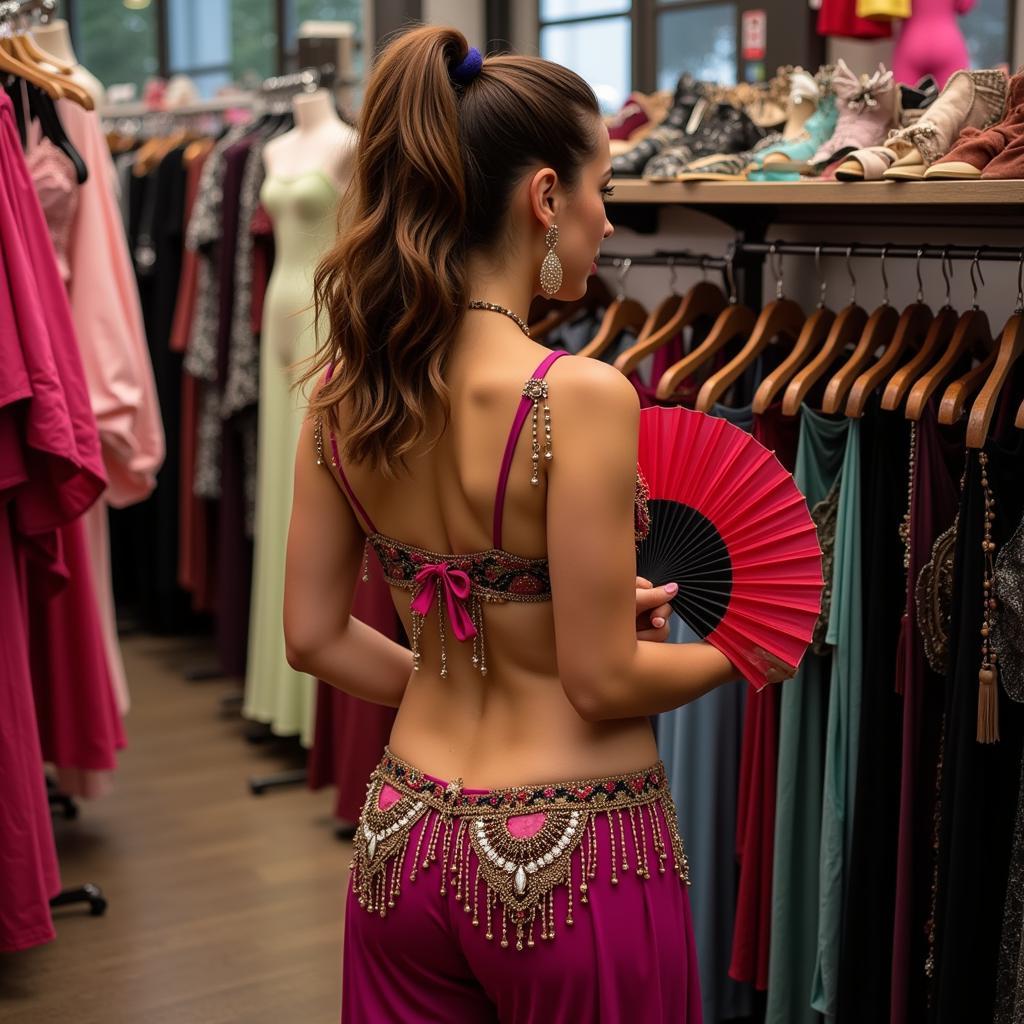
[882, 68, 1007, 180]
[925, 69, 1024, 180]
[611, 73, 708, 177]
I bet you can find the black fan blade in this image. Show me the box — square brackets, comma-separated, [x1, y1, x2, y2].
[635, 498, 733, 639]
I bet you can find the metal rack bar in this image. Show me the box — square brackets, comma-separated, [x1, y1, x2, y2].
[598, 251, 729, 270]
[736, 240, 1024, 263]
[99, 94, 255, 120]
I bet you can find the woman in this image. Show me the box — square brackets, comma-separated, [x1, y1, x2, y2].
[284, 25, 795, 1023]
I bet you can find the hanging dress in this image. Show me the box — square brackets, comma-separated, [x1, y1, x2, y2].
[243, 170, 339, 743]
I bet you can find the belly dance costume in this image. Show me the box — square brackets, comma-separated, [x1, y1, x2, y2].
[318, 349, 703, 1023]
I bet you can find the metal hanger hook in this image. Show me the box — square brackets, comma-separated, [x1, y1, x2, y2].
[845, 245, 857, 306]
[667, 256, 680, 295]
[941, 247, 952, 308]
[725, 244, 738, 304]
[699, 255, 708, 282]
[1016, 248, 1024, 315]
[915, 247, 925, 304]
[769, 243, 784, 300]
[815, 245, 827, 308]
[879, 244, 890, 306]
[970, 247, 986, 310]
[616, 257, 632, 301]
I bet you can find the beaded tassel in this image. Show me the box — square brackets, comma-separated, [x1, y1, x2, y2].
[522, 378, 553, 486]
[978, 450, 1000, 743]
[409, 592, 489, 676]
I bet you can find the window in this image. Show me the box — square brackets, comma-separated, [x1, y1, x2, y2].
[538, 1, 740, 113]
[656, 1, 736, 89]
[62, 1, 364, 100]
[961, 0, 1013, 70]
[62, 0, 160, 94]
[538, 1, 632, 114]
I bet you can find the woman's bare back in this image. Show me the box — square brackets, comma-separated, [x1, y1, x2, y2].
[324, 326, 658, 788]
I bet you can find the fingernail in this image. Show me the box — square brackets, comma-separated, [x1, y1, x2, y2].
[652, 616, 665, 628]
[665, 582, 678, 594]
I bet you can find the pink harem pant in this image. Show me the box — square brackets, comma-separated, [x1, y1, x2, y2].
[341, 749, 703, 1023]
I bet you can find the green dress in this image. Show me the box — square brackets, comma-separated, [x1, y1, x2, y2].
[766, 406, 859, 1024]
[242, 171, 339, 745]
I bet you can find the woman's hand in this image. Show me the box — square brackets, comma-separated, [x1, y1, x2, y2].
[635, 576, 677, 642]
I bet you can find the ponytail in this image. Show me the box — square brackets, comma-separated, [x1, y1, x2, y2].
[302, 25, 599, 476]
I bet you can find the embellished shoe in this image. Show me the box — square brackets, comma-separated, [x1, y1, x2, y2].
[925, 69, 1024, 180]
[748, 71, 837, 179]
[611, 73, 708, 177]
[882, 67, 1007, 181]
[643, 101, 768, 181]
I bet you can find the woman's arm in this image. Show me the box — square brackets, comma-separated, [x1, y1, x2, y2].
[546, 358, 791, 722]
[283, 415, 412, 707]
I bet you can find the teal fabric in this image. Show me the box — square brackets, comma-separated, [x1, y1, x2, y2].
[765, 406, 850, 1024]
[810, 412, 863, 1021]
[657, 403, 754, 1024]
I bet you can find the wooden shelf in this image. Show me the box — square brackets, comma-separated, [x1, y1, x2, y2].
[606, 178, 1024, 206]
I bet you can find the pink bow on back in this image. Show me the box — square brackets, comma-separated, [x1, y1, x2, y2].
[411, 562, 478, 641]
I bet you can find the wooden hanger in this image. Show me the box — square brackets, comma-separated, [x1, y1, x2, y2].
[530, 274, 612, 340]
[697, 244, 804, 412]
[5, 15, 92, 109]
[974, 252, 1024, 445]
[577, 258, 648, 359]
[783, 248, 868, 416]
[615, 258, 727, 375]
[656, 250, 756, 400]
[846, 249, 933, 418]
[0, 30, 64, 99]
[882, 249, 959, 412]
[753, 246, 835, 414]
[909, 252, 992, 422]
[823, 248, 902, 413]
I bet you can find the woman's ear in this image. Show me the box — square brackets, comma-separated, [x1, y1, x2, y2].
[528, 166, 559, 231]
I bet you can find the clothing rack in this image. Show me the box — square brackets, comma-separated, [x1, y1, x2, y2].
[598, 251, 729, 271]
[99, 94, 256, 121]
[260, 66, 328, 95]
[0, 0, 56, 22]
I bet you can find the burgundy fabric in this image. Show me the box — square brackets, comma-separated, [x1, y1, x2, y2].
[889, 400, 964, 1024]
[625, 329, 687, 408]
[307, 543, 398, 822]
[608, 94, 651, 141]
[341, 765, 703, 1023]
[727, 404, 798, 990]
[0, 88, 110, 951]
[250, 202, 274, 336]
[816, 0, 892, 38]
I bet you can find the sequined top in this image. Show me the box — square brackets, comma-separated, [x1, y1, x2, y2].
[318, 349, 652, 675]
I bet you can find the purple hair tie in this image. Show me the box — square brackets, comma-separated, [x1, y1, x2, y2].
[451, 47, 483, 87]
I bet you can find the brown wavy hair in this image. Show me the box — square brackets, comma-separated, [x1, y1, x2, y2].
[299, 25, 600, 476]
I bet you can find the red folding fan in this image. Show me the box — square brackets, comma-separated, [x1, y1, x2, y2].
[636, 405, 824, 689]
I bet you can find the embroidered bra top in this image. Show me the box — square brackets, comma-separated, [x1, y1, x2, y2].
[318, 348, 652, 677]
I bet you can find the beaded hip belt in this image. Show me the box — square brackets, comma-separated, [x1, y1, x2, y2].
[350, 748, 691, 952]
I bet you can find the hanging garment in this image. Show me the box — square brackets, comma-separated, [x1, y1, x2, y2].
[307, 543, 399, 824]
[765, 406, 848, 1024]
[730, 403, 801, 992]
[817, 0, 893, 37]
[993, 502, 1024, 1023]
[0, 88, 107, 951]
[111, 145, 192, 632]
[810, 409, 863, 1022]
[890, 400, 964, 1024]
[932, 375, 1024, 1024]
[659, 403, 755, 1024]
[242, 171, 340, 743]
[856, 0, 911, 16]
[836, 398, 911, 1022]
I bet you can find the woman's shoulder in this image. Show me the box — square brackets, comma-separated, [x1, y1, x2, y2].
[545, 350, 640, 414]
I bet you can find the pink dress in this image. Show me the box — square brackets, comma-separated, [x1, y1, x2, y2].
[0, 90, 107, 951]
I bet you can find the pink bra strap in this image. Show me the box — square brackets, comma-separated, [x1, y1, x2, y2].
[492, 349, 570, 550]
[323, 364, 378, 535]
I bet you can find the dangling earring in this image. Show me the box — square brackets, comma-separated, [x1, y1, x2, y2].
[540, 224, 563, 296]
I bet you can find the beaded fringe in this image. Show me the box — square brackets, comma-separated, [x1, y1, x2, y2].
[351, 764, 691, 953]
[410, 589, 489, 678]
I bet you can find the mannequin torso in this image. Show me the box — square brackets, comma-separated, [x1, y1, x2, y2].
[261, 89, 357, 189]
[33, 19, 106, 108]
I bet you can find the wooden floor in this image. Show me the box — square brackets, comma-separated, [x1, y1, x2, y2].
[0, 634, 351, 1024]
